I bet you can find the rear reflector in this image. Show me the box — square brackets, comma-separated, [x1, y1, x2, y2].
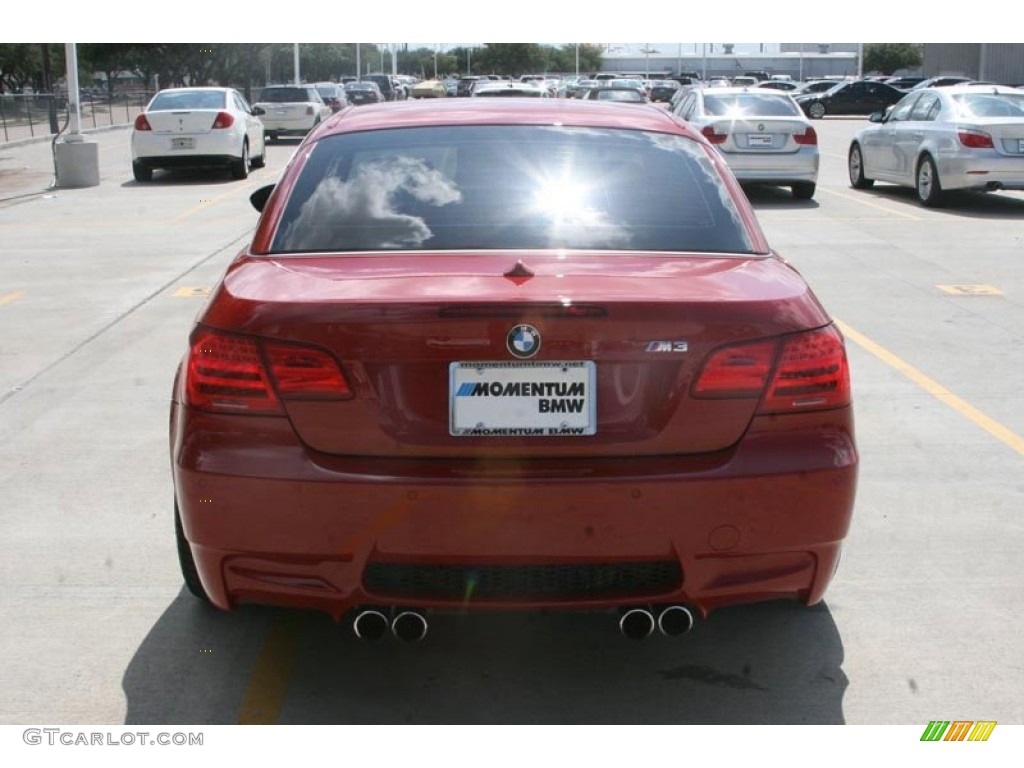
[693, 325, 851, 413]
[185, 329, 351, 414]
[794, 126, 818, 145]
[701, 125, 727, 145]
[134, 114, 152, 131]
[957, 129, 994, 149]
[211, 111, 235, 129]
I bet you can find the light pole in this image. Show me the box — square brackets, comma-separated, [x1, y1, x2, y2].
[293, 43, 300, 85]
[575, 43, 579, 77]
[356, 43, 361, 80]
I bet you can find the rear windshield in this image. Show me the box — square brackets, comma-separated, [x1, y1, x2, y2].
[270, 125, 755, 254]
[149, 90, 225, 111]
[475, 89, 543, 98]
[259, 87, 314, 102]
[703, 93, 800, 117]
[595, 90, 645, 102]
[952, 93, 1024, 118]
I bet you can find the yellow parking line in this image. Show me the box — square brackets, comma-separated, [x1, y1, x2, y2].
[836, 319, 1024, 457]
[817, 186, 921, 221]
[237, 615, 301, 724]
[174, 179, 262, 223]
[0, 290, 26, 306]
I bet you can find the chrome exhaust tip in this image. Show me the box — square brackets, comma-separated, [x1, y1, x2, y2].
[352, 608, 390, 641]
[619, 607, 655, 640]
[391, 610, 429, 643]
[656, 605, 695, 637]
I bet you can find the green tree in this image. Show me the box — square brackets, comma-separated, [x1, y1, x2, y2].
[475, 44, 546, 77]
[864, 43, 923, 75]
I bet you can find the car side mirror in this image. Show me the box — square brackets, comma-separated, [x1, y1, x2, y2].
[252, 106, 266, 116]
[250, 184, 275, 213]
[869, 111, 885, 123]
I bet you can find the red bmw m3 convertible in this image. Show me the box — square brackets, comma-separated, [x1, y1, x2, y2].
[169, 99, 857, 642]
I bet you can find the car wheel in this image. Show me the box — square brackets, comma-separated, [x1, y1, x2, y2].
[132, 162, 152, 182]
[251, 136, 267, 169]
[808, 102, 826, 119]
[916, 154, 945, 207]
[791, 182, 816, 200]
[231, 140, 250, 180]
[848, 143, 874, 189]
[175, 499, 212, 604]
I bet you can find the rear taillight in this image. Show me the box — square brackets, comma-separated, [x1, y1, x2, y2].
[693, 325, 851, 413]
[185, 329, 351, 414]
[693, 340, 778, 398]
[134, 114, 152, 131]
[186, 331, 281, 413]
[957, 129, 994, 149]
[306, 106, 315, 116]
[211, 111, 235, 129]
[265, 343, 352, 399]
[701, 125, 727, 145]
[758, 326, 850, 414]
[793, 126, 818, 145]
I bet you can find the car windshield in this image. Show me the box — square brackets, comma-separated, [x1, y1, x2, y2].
[703, 94, 800, 117]
[270, 125, 754, 254]
[952, 93, 1024, 118]
[259, 87, 312, 102]
[148, 90, 225, 111]
[476, 88, 542, 98]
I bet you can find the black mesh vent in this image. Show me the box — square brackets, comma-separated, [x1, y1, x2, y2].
[363, 561, 682, 601]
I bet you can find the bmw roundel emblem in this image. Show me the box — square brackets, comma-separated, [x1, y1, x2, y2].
[507, 324, 541, 359]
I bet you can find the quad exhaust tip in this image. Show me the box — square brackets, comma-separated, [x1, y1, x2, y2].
[352, 608, 390, 641]
[619, 605, 697, 639]
[657, 605, 695, 637]
[619, 607, 656, 640]
[391, 610, 429, 643]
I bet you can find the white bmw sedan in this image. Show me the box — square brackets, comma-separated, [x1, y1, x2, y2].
[672, 87, 819, 200]
[131, 87, 267, 182]
[848, 85, 1024, 206]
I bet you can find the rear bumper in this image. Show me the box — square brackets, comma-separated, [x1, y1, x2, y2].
[938, 153, 1024, 191]
[171, 403, 857, 620]
[725, 149, 820, 184]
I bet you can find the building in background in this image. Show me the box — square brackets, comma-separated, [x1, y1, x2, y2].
[922, 44, 1024, 86]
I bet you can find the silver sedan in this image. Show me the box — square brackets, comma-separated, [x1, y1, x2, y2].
[848, 85, 1024, 206]
[671, 87, 819, 199]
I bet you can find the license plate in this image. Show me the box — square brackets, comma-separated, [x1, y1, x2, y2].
[170, 137, 194, 150]
[748, 134, 773, 147]
[449, 361, 596, 437]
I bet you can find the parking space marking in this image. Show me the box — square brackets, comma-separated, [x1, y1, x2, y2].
[173, 286, 212, 298]
[0, 290, 26, 306]
[173, 179, 262, 223]
[837, 319, 1024, 457]
[817, 186, 921, 221]
[237, 615, 301, 724]
[937, 284, 1003, 296]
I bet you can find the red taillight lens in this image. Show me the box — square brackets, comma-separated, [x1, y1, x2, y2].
[693, 340, 778, 398]
[758, 325, 850, 414]
[211, 111, 235, 129]
[184, 330, 352, 414]
[134, 114, 152, 131]
[794, 126, 818, 145]
[185, 331, 281, 414]
[701, 125, 727, 145]
[265, 343, 352, 399]
[306, 106, 315, 116]
[692, 325, 851, 414]
[957, 129, 994, 149]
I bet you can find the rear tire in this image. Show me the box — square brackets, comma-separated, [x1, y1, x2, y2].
[132, 162, 152, 182]
[175, 500, 212, 604]
[916, 154, 945, 207]
[848, 143, 874, 189]
[791, 181, 816, 200]
[231, 140, 249, 180]
[251, 137, 267, 169]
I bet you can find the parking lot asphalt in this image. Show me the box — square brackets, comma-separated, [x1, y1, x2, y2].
[1, 117, 1022, 726]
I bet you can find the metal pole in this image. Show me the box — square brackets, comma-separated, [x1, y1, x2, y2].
[575, 44, 579, 77]
[434, 45, 438, 79]
[391, 44, 397, 75]
[857, 42, 863, 78]
[702, 43, 707, 80]
[293, 43, 300, 85]
[64, 42, 83, 139]
[799, 43, 804, 81]
[468, 47, 472, 75]
[677, 44, 681, 75]
[645, 43, 649, 79]
[356, 43, 361, 79]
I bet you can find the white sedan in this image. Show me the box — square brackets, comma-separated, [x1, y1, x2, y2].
[131, 87, 266, 182]
[672, 87, 819, 199]
[253, 85, 333, 142]
[848, 85, 1024, 206]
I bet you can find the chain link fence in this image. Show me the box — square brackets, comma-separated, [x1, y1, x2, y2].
[0, 92, 155, 144]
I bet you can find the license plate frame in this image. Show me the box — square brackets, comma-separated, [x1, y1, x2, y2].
[449, 361, 596, 437]
[170, 137, 195, 150]
[747, 134, 773, 148]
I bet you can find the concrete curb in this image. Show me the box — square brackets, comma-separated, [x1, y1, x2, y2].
[0, 123, 131, 150]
